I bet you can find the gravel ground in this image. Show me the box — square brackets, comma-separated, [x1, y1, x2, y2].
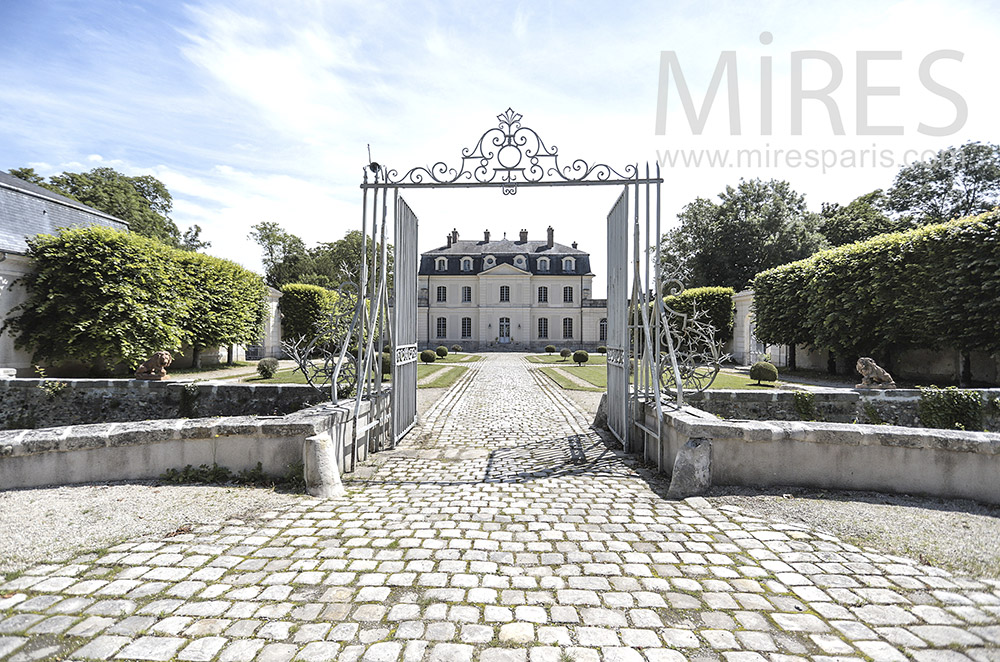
[709, 485, 1000, 578]
[0, 482, 302, 579]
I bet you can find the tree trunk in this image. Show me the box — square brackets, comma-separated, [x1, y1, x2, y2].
[192, 346, 202, 370]
[961, 350, 972, 386]
[827, 352, 837, 375]
[227, 345, 234, 365]
[787, 344, 797, 371]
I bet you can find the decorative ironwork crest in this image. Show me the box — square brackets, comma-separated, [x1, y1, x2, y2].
[382, 108, 638, 193]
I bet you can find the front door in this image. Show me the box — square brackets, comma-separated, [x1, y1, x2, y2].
[498, 317, 511, 344]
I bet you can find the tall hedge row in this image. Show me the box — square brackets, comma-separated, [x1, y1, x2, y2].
[3, 226, 267, 371]
[752, 210, 1000, 358]
[663, 286, 735, 342]
[279, 283, 339, 342]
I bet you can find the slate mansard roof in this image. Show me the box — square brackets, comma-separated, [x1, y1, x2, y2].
[0, 171, 129, 254]
[419, 236, 592, 276]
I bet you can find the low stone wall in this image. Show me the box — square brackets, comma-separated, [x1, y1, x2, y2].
[0, 379, 322, 430]
[686, 387, 1000, 431]
[639, 401, 1000, 504]
[0, 391, 391, 495]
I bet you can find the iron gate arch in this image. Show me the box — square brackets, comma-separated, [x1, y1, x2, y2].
[304, 108, 725, 472]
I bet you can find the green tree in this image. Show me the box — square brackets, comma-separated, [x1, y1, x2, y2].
[249, 221, 307, 288]
[887, 141, 1000, 224]
[663, 179, 826, 290]
[819, 190, 904, 247]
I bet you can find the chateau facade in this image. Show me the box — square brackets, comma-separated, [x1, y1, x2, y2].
[417, 227, 608, 351]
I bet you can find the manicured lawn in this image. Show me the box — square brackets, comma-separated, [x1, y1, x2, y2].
[710, 370, 787, 390]
[424, 353, 482, 364]
[527, 354, 607, 365]
[171, 361, 255, 375]
[539, 366, 605, 392]
[419, 364, 469, 389]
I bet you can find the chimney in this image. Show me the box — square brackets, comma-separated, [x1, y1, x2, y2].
[572, 241, 578, 249]
[519, 229, 528, 242]
[484, 229, 491, 243]
[451, 228, 459, 244]
[546, 226, 554, 249]
[446, 234, 453, 248]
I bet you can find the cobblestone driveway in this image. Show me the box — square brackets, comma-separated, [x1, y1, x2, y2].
[2, 353, 999, 661]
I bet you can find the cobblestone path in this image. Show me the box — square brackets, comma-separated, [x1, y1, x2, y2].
[2, 353, 1000, 661]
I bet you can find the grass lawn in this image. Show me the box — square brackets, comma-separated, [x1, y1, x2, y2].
[708, 370, 788, 390]
[539, 366, 605, 392]
[527, 354, 607, 365]
[419, 364, 469, 388]
[423, 353, 482, 364]
[171, 361, 255, 375]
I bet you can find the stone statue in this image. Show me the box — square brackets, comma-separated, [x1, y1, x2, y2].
[135, 351, 173, 380]
[855, 357, 896, 389]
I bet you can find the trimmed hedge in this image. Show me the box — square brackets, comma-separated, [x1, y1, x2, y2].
[3, 226, 266, 371]
[749, 361, 778, 384]
[573, 350, 589, 366]
[752, 210, 1000, 358]
[662, 286, 735, 342]
[436, 345, 448, 358]
[420, 349, 436, 363]
[279, 283, 337, 343]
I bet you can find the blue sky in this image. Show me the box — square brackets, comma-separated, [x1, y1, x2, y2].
[2, 0, 998, 290]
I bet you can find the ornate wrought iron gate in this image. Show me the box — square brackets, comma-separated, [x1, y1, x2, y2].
[393, 196, 419, 442]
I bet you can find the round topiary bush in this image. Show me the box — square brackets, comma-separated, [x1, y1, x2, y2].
[560, 348, 572, 359]
[420, 349, 436, 363]
[573, 350, 589, 366]
[436, 345, 448, 358]
[256, 357, 279, 379]
[380, 352, 391, 376]
[749, 361, 778, 385]
[545, 345, 556, 354]
[450, 344, 462, 353]
[597, 346, 607, 354]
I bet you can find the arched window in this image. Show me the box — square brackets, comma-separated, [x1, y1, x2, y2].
[499, 285, 510, 302]
[436, 317, 447, 338]
[537, 286, 548, 303]
[563, 286, 573, 303]
[563, 257, 575, 272]
[599, 318, 607, 342]
[461, 286, 472, 302]
[514, 255, 526, 269]
[538, 318, 549, 339]
[436, 286, 447, 302]
[461, 257, 473, 272]
[435, 257, 447, 271]
[537, 257, 550, 272]
[562, 317, 573, 339]
[461, 317, 472, 338]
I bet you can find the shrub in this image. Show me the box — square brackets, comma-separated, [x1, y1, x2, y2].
[662, 286, 735, 342]
[279, 284, 337, 343]
[573, 350, 589, 366]
[545, 345, 556, 354]
[420, 349, 436, 363]
[749, 361, 778, 385]
[917, 386, 983, 430]
[436, 345, 448, 358]
[380, 352, 391, 376]
[257, 357, 279, 379]
[560, 348, 572, 358]
[597, 346, 607, 354]
[450, 344, 462, 353]
[753, 210, 1000, 359]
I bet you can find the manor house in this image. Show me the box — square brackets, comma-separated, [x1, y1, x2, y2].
[417, 227, 608, 351]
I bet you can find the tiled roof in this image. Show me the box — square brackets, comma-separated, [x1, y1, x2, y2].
[0, 171, 129, 254]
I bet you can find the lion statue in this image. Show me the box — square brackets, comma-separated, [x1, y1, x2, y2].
[135, 351, 173, 380]
[855, 357, 896, 389]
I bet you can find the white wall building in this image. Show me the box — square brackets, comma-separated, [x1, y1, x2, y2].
[418, 227, 608, 351]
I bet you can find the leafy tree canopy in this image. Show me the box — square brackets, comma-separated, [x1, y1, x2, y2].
[818, 190, 906, 247]
[8, 166, 206, 250]
[662, 178, 826, 290]
[886, 141, 1000, 224]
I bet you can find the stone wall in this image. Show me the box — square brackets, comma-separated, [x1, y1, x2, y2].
[639, 401, 1000, 504]
[0, 379, 323, 430]
[685, 388, 1000, 431]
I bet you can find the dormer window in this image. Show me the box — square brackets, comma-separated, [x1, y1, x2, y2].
[436, 257, 447, 271]
[563, 257, 575, 272]
[538, 257, 550, 272]
[484, 255, 496, 268]
[514, 255, 526, 269]
[461, 257, 473, 272]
